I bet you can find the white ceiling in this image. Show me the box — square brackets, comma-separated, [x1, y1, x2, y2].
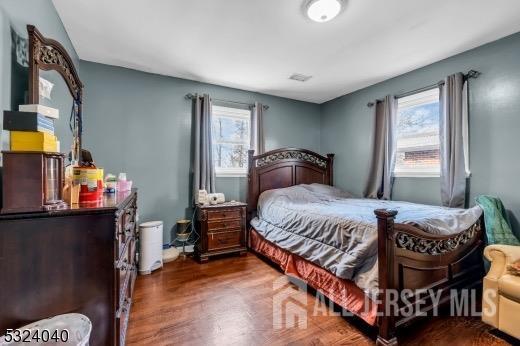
[53, 0, 520, 104]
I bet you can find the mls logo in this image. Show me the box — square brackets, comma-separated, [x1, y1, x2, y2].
[272, 276, 308, 330]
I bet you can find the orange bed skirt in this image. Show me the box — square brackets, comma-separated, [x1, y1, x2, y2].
[250, 228, 378, 326]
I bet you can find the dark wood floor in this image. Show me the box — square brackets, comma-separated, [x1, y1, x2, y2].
[127, 253, 513, 346]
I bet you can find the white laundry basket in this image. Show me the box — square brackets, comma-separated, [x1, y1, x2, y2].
[139, 221, 164, 275]
[0, 313, 91, 346]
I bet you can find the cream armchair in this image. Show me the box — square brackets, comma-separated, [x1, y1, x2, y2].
[482, 244, 520, 339]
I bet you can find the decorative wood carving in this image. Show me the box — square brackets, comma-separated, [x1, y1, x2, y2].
[27, 25, 83, 103]
[373, 208, 484, 345]
[395, 221, 480, 255]
[256, 150, 328, 168]
[33, 40, 80, 97]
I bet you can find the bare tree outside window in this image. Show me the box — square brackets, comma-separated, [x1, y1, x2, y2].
[215, 117, 223, 168]
[229, 119, 248, 168]
[211, 105, 251, 176]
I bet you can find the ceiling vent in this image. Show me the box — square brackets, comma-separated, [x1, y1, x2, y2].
[289, 73, 312, 82]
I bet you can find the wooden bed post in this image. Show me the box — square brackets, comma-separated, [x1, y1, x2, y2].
[326, 153, 334, 185]
[374, 209, 398, 346]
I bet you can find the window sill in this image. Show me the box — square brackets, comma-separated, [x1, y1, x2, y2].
[216, 172, 248, 178]
[393, 172, 440, 178]
[393, 171, 472, 178]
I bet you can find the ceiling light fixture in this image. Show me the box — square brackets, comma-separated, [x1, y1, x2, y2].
[306, 0, 342, 23]
[289, 73, 312, 82]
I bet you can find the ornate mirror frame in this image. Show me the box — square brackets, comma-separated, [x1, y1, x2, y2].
[27, 25, 83, 161]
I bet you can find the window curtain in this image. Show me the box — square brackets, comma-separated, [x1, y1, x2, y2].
[250, 102, 265, 155]
[439, 72, 469, 208]
[193, 94, 216, 201]
[363, 95, 397, 200]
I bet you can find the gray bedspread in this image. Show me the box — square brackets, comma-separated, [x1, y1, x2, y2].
[250, 184, 482, 298]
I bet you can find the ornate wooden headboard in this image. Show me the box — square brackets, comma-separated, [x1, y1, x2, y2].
[247, 148, 334, 217]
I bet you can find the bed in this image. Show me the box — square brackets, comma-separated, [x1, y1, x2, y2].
[246, 148, 485, 346]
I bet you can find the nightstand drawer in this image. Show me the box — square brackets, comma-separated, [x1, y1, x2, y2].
[208, 230, 242, 250]
[207, 219, 241, 231]
[207, 209, 241, 220]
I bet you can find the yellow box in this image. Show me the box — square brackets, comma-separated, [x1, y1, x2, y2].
[10, 131, 58, 152]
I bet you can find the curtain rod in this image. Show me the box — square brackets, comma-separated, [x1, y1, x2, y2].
[366, 70, 481, 107]
[185, 93, 269, 110]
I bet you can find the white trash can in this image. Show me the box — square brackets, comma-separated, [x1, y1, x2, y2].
[139, 221, 164, 275]
[0, 313, 91, 346]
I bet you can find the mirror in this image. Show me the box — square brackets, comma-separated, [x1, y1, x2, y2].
[27, 25, 83, 164]
[38, 69, 74, 158]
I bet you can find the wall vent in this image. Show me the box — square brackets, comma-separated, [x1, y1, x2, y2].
[289, 73, 312, 82]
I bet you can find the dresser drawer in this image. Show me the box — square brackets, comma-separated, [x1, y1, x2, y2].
[123, 205, 136, 234]
[207, 209, 241, 220]
[207, 219, 241, 231]
[208, 230, 242, 251]
[116, 200, 137, 259]
[116, 238, 136, 311]
[116, 230, 133, 262]
[115, 213, 127, 258]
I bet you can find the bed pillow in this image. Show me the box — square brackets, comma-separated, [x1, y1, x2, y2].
[305, 183, 353, 198]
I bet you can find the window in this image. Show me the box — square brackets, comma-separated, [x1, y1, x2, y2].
[211, 105, 251, 177]
[394, 88, 440, 177]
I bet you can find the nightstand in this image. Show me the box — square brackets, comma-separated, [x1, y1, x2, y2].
[195, 201, 247, 263]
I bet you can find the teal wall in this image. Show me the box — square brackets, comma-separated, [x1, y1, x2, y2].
[320, 32, 520, 236]
[2, 0, 519, 241]
[0, 0, 79, 160]
[80, 61, 321, 243]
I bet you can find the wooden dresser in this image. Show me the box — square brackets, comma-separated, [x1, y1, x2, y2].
[0, 189, 138, 346]
[195, 202, 247, 262]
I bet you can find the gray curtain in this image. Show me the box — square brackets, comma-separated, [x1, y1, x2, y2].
[250, 102, 265, 155]
[440, 73, 468, 208]
[193, 94, 216, 201]
[363, 95, 397, 200]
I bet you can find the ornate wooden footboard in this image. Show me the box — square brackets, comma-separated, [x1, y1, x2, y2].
[247, 148, 484, 346]
[374, 210, 484, 345]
